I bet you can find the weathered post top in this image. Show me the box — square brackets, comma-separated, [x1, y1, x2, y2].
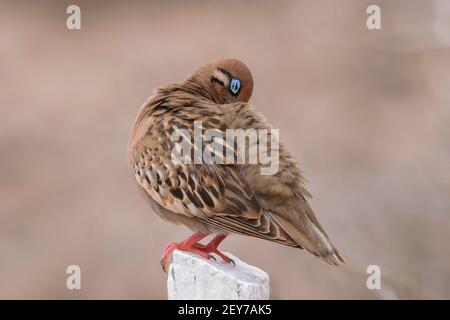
[167, 250, 270, 300]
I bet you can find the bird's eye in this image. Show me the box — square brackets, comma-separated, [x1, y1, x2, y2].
[229, 78, 241, 95]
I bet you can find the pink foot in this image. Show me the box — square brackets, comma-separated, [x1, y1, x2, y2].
[194, 234, 234, 265]
[160, 232, 210, 272]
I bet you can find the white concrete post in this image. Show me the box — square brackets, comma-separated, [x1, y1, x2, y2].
[167, 250, 270, 300]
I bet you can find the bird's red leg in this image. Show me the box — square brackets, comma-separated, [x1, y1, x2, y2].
[194, 234, 234, 265]
[160, 232, 211, 271]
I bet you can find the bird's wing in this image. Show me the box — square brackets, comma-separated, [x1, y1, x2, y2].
[219, 102, 345, 265]
[131, 141, 296, 245]
[130, 99, 344, 264]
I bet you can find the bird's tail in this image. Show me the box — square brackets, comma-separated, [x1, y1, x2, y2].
[267, 210, 345, 266]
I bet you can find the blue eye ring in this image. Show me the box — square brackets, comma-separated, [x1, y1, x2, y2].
[229, 78, 241, 95]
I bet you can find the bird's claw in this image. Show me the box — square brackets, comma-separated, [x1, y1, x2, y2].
[159, 234, 233, 272]
[160, 257, 170, 273]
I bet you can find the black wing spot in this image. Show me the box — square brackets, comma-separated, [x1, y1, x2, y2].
[199, 187, 215, 208]
[170, 188, 184, 200]
[188, 175, 196, 190]
[209, 186, 219, 198]
[177, 167, 187, 182]
[217, 178, 225, 194]
[156, 172, 162, 185]
[186, 190, 204, 208]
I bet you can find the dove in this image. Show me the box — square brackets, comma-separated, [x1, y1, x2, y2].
[127, 58, 345, 271]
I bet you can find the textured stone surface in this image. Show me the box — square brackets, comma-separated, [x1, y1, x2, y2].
[167, 250, 270, 300]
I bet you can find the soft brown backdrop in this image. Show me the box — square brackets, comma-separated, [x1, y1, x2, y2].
[1, 0, 449, 299]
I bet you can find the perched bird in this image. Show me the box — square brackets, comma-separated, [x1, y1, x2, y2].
[128, 58, 344, 271]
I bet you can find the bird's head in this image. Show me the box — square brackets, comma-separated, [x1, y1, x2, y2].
[184, 58, 254, 104]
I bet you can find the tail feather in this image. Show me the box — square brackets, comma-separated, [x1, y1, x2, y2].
[267, 211, 345, 266]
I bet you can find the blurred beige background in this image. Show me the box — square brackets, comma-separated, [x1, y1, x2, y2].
[1, 0, 449, 299]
